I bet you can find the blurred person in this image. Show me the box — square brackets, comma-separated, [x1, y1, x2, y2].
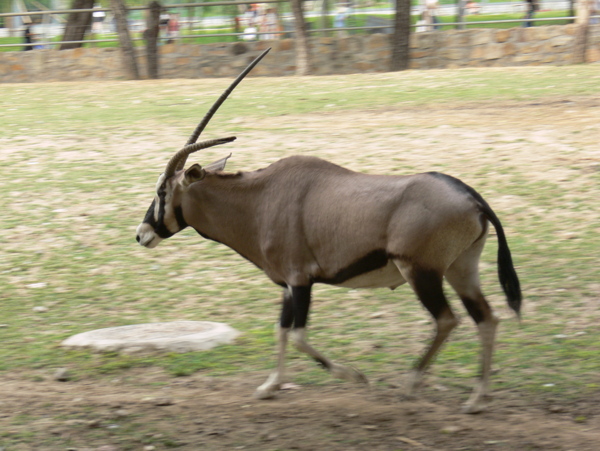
[523, 0, 539, 27]
[416, 10, 428, 32]
[92, 5, 106, 33]
[246, 3, 259, 25]
[592, 0, 600, 24]
[159, 11, 170, 41]
[260, 7, 280, 40]
[242, 4, 259, 41]
[234, 14, 242, 34]
[466, 1, 480, 14]
[23, 21, 34, 51]
[334, 6, 350, 37]
[425, 0, 440, 30]
[167, 13, 180, 43]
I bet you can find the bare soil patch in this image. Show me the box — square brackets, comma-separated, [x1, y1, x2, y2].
[1, 369, 598, 450]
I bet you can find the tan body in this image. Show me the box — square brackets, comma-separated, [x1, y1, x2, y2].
[182, 156, 484, 289]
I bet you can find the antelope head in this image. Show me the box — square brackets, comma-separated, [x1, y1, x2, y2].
[135, 138, 235, 248]
[135, 48, 270, 248]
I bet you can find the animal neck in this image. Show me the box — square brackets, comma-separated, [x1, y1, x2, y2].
[182, 171, 265, 259]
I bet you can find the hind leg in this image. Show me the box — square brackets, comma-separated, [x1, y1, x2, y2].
[394, 260, 459, 396]
[446, 240, 499, 414]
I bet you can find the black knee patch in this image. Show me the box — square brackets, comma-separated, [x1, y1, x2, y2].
[460, 297, 488, 324]
[412, 268, 451, 320]
[279, 286, 312, 329]
[279, 291, 294, 328]
[292, 286, 312, 328]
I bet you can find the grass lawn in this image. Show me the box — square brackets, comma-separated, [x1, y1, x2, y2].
[0, 62, 598, 450]
[1, 64, 598, 393]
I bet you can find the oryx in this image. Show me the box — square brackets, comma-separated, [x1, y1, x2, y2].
[136, 49, 522, 413]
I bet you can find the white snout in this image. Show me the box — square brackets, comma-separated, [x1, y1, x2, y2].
[136, 223, 163, 248]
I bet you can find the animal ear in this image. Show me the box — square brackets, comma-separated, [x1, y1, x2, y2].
[204, 153, 231, 172]
[182, 164, 206, 187]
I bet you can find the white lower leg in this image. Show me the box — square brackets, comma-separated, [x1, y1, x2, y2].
[290, 328, 368, 384]
[254, 326, 289, 399]
[405, 313, 458, 397]
[462, 315, 499, 413]
[404, 369, 423, 397]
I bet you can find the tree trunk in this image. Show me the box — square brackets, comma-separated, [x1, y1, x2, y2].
[60, 0, 94, 50]
[456, 0, 466, 30]
[390, 0, 411, 71]
[190, 7, 197, 33]
[146, 1, 161, 79]
[320, 0, 329, 37]
[110, 0, 139, 80]
[290, 0, 311, 75]
[574, 0, 591, 63]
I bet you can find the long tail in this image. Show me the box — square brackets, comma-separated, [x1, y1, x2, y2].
[478, 202, 522, 316]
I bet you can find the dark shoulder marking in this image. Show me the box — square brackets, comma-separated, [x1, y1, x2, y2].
[313, 250, 389, 285]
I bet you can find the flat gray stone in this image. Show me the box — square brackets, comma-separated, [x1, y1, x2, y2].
[61, 321, 240, 354]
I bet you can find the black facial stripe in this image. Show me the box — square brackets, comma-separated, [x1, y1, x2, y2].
[175, 206, 188, 230]
[157, 191, 167, 222]
[142, 188, 188, 239]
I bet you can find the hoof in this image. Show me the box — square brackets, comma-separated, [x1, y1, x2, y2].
[461, 401, 487, 414]
[254, 371, 282, 400]
[330, 363, 369, 384]
[461, 393, 490, 414]
[403, 370, 423, 397]
[253, 384, 280, 400]
[462, 385, 491, 414]
[400, 392, 417, 401]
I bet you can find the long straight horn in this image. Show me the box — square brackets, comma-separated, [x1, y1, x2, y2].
[164, 137, 236, 180]
[175, 47, 271, 172]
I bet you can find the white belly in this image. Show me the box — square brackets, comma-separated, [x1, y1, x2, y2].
[334, 261, 406, 289]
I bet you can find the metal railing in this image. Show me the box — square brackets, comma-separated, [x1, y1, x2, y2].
[0, 1, 594, 51]
[2, 1, 283, 49]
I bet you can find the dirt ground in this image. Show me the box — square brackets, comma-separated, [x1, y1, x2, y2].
[1, 368, 599, 451]
[1, 91, 599, 450]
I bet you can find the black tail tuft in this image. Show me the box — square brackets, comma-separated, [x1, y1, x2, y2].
[484, 207, 522, 316]
[496, 227, 522, 316]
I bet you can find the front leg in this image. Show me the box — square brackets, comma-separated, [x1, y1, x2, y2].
[290, 328, 368, 384]
[254, 325, 289, 399]
[255, 285, 367, 400]
[254, 287, 295, 399]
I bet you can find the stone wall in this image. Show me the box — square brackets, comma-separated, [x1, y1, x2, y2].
[1, 24, 598, 83]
